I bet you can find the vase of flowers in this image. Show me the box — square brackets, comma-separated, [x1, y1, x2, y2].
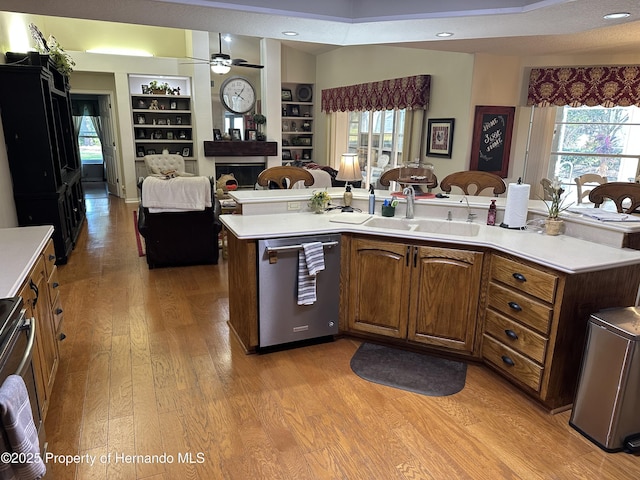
[309, 190, 331, 214]
[542, 178, 571, 235]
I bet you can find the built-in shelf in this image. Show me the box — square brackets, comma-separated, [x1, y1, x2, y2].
[204, 141, 278, 157]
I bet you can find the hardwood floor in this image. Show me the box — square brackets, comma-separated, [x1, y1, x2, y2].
[45, 194, 639, 479]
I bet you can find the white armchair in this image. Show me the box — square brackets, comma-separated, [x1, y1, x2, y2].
[143, 154, 193, 177]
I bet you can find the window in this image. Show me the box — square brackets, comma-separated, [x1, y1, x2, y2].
[548, 106, 640, 190]
[77, 115, 103, 165]
[346, 109, 405, 188]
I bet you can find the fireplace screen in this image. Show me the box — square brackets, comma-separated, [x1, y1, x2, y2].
[215, 163, 265, 189]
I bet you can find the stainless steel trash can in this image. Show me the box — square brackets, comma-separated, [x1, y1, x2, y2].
[569, 307, 640, 452]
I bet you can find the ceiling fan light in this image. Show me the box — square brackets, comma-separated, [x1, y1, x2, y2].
[211, 64, 231, 75]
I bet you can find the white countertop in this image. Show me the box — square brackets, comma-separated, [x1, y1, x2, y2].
[0, 226, 54, 298]
[221, 207, 640, 275]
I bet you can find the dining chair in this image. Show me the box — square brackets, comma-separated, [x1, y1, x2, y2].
[378, 167, 438, 192]
[439, 171, 506, 196]
[257, 166, 314, 189]
[574, 173, 607, 204]
[588, 182, 640, 214]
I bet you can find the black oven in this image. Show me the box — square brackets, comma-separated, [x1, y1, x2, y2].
[0, 297, 46, 454]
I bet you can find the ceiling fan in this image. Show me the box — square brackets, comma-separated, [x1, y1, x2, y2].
[184, 33, 264, 74]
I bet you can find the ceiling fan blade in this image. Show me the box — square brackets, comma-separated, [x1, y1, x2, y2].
[185, 55, 210, 62]
[232, 59, 264, 69]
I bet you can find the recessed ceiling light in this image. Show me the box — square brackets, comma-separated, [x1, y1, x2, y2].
[282, 31, 299, 37]
[604, 12, 630, 20]
[436, 32, 454, 38]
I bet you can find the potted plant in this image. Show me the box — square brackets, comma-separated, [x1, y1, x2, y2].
[253, 113, 267, 141]
[541, 178, 571, 235]
[308, 189, 331, 214]
[148, 80, 170, 94]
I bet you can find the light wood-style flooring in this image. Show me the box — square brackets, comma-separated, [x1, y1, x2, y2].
[44, 191, 640, 479]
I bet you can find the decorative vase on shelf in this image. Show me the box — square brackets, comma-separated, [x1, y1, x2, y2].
[545, 218, 564, 236]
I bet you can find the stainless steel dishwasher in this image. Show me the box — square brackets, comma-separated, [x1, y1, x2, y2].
[258, 234, 340, 348]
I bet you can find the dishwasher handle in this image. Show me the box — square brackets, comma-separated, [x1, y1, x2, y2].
[265, 240, 339, 254]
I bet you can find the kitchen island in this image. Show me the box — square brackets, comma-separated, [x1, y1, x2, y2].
[221, 189, 640, 412]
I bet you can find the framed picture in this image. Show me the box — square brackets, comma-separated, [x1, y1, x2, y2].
[166, 131, 174, 140]
[182, 147, 190, 157]
[288, 104, 300, 116]
[146, 149, 156, 155]
[282, 149, 292, 160]
[170, 100, 177, 110]
[281, 89, 293, 101]
[297, 137, 312, 146]
[136, 146, 145, 157]
[426, 118, 455, 158]
[229, 128, 242, 141]
[213, 128, 222, 141]
[176, 116, 182, 125]
[245, 129, 257, 141]
[136, 114, 146, 125]
[469, 105, 515, 178]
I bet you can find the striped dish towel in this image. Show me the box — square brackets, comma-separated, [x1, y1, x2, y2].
[0, 375, 46, 480]
[297, 242, 325, 305]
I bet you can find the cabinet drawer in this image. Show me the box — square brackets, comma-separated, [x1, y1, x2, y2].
[43, 239, 56, 279]
[488, 282, 552, 334]
[491, 255, 557, 303]
[47, 266, 61, 307]
[484, 309, 547, 364]
[482, 334, 543, 392]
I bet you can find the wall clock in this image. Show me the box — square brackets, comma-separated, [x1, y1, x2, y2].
[220, 76, 256, 114]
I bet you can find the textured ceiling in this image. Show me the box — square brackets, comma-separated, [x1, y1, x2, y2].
[3, 0, 640, 57]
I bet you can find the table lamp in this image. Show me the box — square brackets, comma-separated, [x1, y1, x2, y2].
[335, 153, 361, 212]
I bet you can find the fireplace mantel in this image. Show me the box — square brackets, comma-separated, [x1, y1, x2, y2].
[204, 141, 278, 157]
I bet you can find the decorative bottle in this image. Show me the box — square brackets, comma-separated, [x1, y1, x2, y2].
[487, 199, 497, 226]
[368, 184, 375, 214]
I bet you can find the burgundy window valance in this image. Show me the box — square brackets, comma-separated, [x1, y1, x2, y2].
[527, 66, 640, 107]
[321, 75, 431, 113]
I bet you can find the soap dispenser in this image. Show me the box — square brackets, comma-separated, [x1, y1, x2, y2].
[368, 184, 376, 214]
[487, 199, 497, 226]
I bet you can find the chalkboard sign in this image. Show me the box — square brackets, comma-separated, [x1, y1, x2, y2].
[469, 105, 515, 178]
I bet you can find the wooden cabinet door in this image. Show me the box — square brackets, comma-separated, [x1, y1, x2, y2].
[29, 257, 58, 420]
[348, 238, 410, 338]
[407, 246, 483, 352]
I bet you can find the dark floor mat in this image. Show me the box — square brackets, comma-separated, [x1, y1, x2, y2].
[350, 343, 467, 397]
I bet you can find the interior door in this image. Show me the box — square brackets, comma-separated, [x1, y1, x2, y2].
[99, 95, 119, 196]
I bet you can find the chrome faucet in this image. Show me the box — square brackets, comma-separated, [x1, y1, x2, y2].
[403, 186, 415, 219]
[460, 195, 477, 222]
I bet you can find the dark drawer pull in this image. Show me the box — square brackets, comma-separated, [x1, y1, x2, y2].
[501, 355, 515, 367]
[512, 272, 527, 282]
[59, 332, 66, 341]
[55, 308, 63, 315]
[48, 254, 56, 261]
[53, 282, 60, 289]
[505, 329, 519, 340]
[508, 301, 522, 311]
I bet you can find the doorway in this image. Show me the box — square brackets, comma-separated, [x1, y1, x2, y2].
[71, 93, 120, 197]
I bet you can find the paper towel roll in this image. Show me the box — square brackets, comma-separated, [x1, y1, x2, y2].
[502, 183, 530, 229]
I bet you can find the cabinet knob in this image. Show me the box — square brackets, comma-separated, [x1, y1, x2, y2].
[55, 308, 63, 315]
[59, 332, 66, 341]
[512, 272, 527, 282]
[48, 254, 56, 261]
[501, 355, 515, 367]
[504, 329, 519, 340]
[53, 282, 60, 289]
[507, 301, 522, 312]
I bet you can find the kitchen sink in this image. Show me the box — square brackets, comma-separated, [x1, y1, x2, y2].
[362, 217, 414, 230]
[364, 217, 480, 237]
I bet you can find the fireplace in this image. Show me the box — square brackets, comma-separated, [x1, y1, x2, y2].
[215, 163, 265, 189]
